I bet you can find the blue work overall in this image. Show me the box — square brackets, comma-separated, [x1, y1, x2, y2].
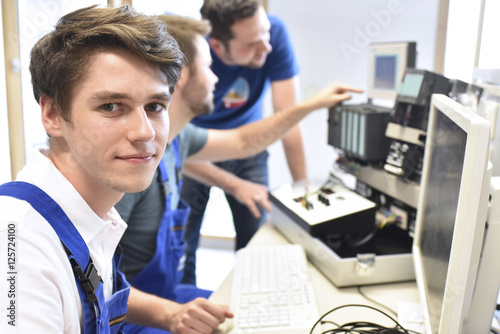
[0, 181, 130, 333]
[122, 138, 211, 334]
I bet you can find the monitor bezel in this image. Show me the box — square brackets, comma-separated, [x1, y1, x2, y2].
[367, 42, 416, 101]
[412, 94, 491, 334]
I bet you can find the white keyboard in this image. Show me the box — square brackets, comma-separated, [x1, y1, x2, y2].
[229, 244, 319, 334]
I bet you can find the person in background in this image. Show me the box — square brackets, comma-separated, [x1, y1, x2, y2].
[115, 12, 361, 333]
[0, 6, 232, 333]
[180, 0, 308, 286]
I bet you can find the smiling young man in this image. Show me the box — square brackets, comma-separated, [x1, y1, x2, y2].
[0, 6, 232, 334]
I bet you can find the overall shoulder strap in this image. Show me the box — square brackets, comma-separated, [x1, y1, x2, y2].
[159, 137, 181, 182]
[0, 182, 90, 258]
[171, 137, 183, 189]
[172, 137, 181, 170]
[0, 181, 104, 332]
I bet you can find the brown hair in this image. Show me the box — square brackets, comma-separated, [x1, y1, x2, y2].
[157, 14, 211, 72]
[200, 0, 260, 46]
[29, 5, 183, 121]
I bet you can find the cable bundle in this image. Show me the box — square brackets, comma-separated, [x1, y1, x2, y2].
[309, 304, 421, 334]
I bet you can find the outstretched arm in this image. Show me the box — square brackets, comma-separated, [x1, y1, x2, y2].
[188, 82, 363, 162]
[127, 287, 233, 334]
[182, 161, 271, 218]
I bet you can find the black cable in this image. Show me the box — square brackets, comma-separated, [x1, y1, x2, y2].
[357, 285, 398, 317]
[309, 304, 419, 334]
[320, 320, 341, 327]
[344, 228, 378, 248]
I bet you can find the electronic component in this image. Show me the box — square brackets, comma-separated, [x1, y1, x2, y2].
[328, 103, 391, 163]
[396, 69, 451, 107]
[384, 139, 424, 182]
[328, 42, 417, 165]
[271, 198, 415, 287]
[367, 41, 417, 102]
[355, 181, 417, 236]
[383, 69, 451, 180]
[270, 182, 376, 237]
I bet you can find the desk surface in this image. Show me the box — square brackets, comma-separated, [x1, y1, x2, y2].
[210, 223, 421, 332]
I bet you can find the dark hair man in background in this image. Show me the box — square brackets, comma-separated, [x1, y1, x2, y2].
[181, 0, 308, 286]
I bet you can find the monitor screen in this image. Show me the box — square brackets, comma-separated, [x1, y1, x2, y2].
[367, 42, 416, 102]
[397, 71, 424, 99]
[374, 55, 398, 90]
[413, 94, 493, 333]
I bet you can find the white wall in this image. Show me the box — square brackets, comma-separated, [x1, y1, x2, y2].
[132, 0, 203, 17]
[265, 0, 440, 188]
[18, 0, 108, 163]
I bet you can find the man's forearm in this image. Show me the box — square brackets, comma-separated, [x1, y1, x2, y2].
[282, 124, 308, 181]
[188, 83, 362, 163]
[190, 92, 324, 162]
[126, 287, 174, 330]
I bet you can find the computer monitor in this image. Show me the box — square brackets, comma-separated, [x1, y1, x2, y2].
[367, 42, 416, 102]
[413, 94, 500, 333]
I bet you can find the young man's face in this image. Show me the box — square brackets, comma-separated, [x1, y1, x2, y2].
[182, 34, 219, 117]
[220, 6, 272, 68]
[56, 49, 171, 194]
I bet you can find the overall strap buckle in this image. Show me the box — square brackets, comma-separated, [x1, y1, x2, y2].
[70, 258, 102, 304]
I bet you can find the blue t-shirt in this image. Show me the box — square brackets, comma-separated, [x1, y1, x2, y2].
[192, 15, 299, 130]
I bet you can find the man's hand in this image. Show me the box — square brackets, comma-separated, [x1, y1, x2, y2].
[306, 82, 364, 111]
[182, 161, 270, 218]
[169, 297, 234, 334]
[230, 178, 271, 218]
[127, 287, 233, 333]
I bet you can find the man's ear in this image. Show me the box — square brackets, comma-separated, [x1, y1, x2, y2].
[208, 37, 226, 57]
[40, 96, 64, 137]
[176, 66, 190, 90]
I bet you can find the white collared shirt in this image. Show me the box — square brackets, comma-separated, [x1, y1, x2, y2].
[0, 147, 127, 333]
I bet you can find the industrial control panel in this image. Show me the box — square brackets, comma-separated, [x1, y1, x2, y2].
[328, 67, 463, 239]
